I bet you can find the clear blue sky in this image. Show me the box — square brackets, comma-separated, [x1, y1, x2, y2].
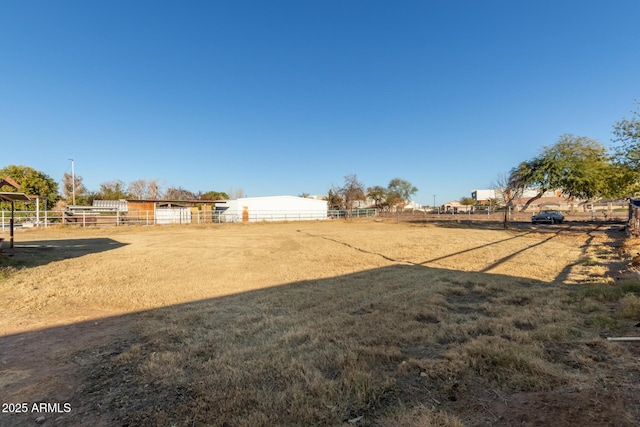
[2, 1, 639, 205]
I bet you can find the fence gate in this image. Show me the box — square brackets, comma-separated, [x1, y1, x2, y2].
[155, 207, 192, 224]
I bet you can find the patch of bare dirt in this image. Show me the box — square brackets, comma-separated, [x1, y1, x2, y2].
[458, 386, 639, 427]
[1, 316, 133, 426]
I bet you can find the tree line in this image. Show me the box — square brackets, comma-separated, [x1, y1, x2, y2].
[0, 164, 420, 213]
[324, 174, 418, 211]
[0, 166, 233, 209]
[60, 175, 232, 206]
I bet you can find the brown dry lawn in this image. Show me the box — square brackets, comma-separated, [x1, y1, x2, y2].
[1, 219, 639, 426]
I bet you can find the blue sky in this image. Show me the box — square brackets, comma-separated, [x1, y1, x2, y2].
[2, 1, 639, 205]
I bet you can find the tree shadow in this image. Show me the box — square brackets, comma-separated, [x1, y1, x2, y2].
[0, 264, 535, 426]
[405, 217, 627, 235]
[0, 238, 129, 268]
[4, 258, 636, 426]
[0, 225, 634, 426]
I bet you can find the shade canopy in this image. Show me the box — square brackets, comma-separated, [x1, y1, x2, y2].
[0, 192, 32, 202]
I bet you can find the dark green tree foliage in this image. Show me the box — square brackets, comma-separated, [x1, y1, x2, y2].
[200, 191, 229, 200]
[0, 165, 60, 209]
[509, 134, 612, 210]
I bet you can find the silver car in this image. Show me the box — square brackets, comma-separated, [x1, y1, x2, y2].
[531, 210, 564, 224]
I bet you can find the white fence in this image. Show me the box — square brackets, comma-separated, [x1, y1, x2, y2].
[0, 210, 234, 228]
[0, 209, 377, 229]
[154, 207, 192, 225]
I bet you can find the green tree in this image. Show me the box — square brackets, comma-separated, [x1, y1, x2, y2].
[509, 134, 612, 211]
[612, 103, 640, 196]
[0, 165, 59, 209]
[603, 163, 640, 198]
[199, 191, 229, 200]
[459, 196, 476, 207]
[97, 180, 129, 200]
[387, 178, 418, 210]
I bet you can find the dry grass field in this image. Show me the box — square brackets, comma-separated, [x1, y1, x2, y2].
[1, 219, 640, 426]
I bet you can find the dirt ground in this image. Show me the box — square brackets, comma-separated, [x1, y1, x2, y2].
[1, 219, 638, 426]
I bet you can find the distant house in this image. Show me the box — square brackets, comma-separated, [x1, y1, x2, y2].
[403, 200, 424, 210]
[510, 196, 587, 212]
[443, 200, 473, 213]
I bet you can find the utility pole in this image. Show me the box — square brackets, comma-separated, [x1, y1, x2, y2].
[69, 158, 75, 205]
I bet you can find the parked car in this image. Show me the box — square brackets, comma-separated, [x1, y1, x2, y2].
[531, 210, 564, 224]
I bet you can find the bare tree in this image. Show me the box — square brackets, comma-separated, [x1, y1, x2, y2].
[227, 187, 246, 199]
[128, 179, 147, 200]
[492, 173, 523, 229]
[164, 186, 197, 200]
[148, 179, 161, 199]
[339, 174, 366, 213]
[128, 179, 162, 200]
[62, 172, 87, 203]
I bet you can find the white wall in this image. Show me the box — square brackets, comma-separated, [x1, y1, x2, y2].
[217, 196, 327, 222]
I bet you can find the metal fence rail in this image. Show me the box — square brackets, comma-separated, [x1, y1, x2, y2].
[0, 209, 377, 229]
[0, 210, 239, 228]
[2, 205, 631, 230]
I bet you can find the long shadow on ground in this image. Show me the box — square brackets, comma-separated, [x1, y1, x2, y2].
[1, 263, 639, 426]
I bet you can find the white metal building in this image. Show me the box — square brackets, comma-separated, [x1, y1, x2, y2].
[215, 196, 328, 222]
